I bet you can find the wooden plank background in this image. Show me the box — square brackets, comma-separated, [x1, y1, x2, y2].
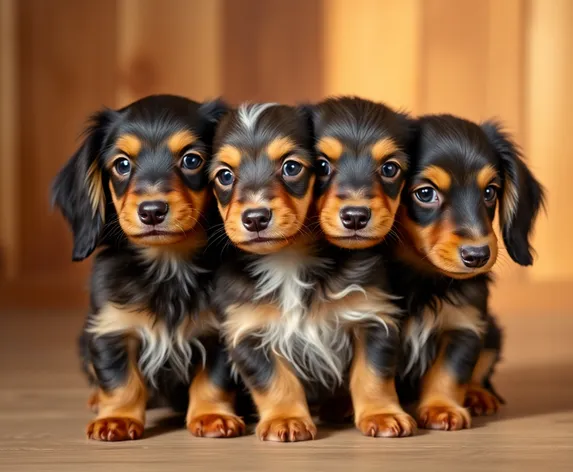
[0, 0, 570, 312]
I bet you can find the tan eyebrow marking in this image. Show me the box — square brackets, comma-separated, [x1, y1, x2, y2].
[476, 165, 498, 189]
[266, 137, 296, 161]
[317, 137, 344, 161]
[421, 165, 452, 191]
[166, 130, 197, 155]
[371, 138, 399, 161]
[216, 144, 242, 169]
[115, 134, 142, 157]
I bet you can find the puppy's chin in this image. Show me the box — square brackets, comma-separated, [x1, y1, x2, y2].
[237, 238, 291, 255]
[324, 233, 383, 250]
[121, 222, 200, 248]
[426, 254, 497, 279]
[128, 232, 191, 247]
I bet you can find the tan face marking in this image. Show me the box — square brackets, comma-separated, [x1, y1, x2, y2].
[371, 138, 399, 162]
[266, 137, 296, 161]
[316, 180, 402, 249]
[317, 137, 344, 161]
[167, 130, 197, 155]
[215, 144, 242, 170]
[399, 208, 498, 278]
[421, 166, 452, 191]
[115, 134, 142, 158]
[476, 165, 498, 189]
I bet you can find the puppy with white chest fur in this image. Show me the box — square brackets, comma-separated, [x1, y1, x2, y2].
[309, 96, 417, 437]
[210, 101, 412, 441]
[53, 95, 245, 441]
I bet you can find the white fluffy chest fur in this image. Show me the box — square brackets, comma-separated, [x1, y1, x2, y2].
[403, 299, 485, 376]
[88, 305, 215, 387]
[245, 248, 396, 389]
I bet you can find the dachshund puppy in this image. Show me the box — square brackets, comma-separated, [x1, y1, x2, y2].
[388, 114, 544, 430]
[310, 96, 417, 437]
[53, 94, 245, 441]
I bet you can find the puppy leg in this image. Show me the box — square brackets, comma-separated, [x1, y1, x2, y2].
[465, 349, 502, 416]
[465, 316, 504, 416]
[351, 326, 417, 438]
[417, 330, 481, 430]
[86, 334, 147, 441]
[187, 345, 245, 438]
[232, 336, 315, 442]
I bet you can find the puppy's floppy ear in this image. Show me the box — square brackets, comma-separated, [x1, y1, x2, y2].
[199, 98, 229, 124]
[198, 98, 229, 145]
[395, 109, 417, 166]
[481, 121, 545, 266]
[52, 109, 115, 261]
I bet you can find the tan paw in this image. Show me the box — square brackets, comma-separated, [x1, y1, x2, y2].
[187, 413, 246, 438]
[418, 404, 471, 431]
[356, 412, 417, 438]
[256, 416, 317, 442]
[465, 385, 501, 416]
[86, 417, 144, 441]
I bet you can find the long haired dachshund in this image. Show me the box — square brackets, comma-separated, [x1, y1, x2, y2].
[388, 114, 544, 430]
[310, 96, 418, 437]
[52, 94, 245, 440]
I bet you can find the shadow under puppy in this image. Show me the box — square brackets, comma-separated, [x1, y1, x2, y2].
[387, 114, 544, 430]
[309, 96, 417, 437]
[52, 94, 245, 441]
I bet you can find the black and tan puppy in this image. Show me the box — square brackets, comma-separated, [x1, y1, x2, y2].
[53, 94, 245, 441]
[309, 96, 418, 437]
[388, 114, 544, 430]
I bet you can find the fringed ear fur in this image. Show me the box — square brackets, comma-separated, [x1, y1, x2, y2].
[481, 121, 546, 266]
[51, 110, 115, 261]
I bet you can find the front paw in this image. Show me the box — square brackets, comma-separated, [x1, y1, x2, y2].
[87, 417, 144, 441]
[465, 385, 501, 416]
[356, 412, 417, 438]
[256, 416, 317, 442]
[187, 413, 246, 438]
[418, 404, 471, 431]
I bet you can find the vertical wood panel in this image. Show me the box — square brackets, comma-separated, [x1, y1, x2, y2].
[222, 0, 323, 104]
[323, 0, 422, 111]
[116, 0, 222, 106]
[419, 0, 489, 119]
[525, 0, 573, 281]
[485, 0, 525, 141]
[0, 0, 18, 279]
[18, 0, 118, 279]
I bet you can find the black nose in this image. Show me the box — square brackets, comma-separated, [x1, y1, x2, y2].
[242, 208, 272, 233]
[138, 201, 169, 226]
[460, 245, 491, 268]
[340, 206, 371, 230]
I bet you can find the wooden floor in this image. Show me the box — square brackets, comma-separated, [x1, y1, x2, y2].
[1, 311, 572, 472]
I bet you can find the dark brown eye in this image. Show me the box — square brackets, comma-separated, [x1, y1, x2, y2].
[114, 157, 131, 176]
[414, 187, 439, 206]
[217, 168, 234, 186]
[282, 159, 303, 177]
[484, 185, 497, 203]
[182, 152, 203, 170]
[381, 161, 400, 178]
[316, 158, 331, 177]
